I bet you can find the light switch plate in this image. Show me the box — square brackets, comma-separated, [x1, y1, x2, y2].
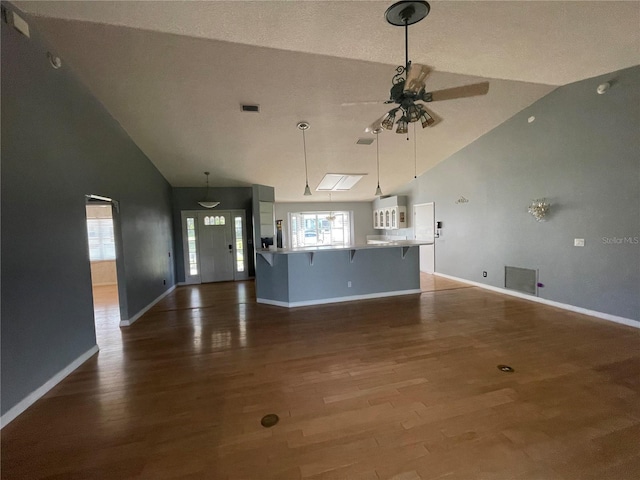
[574, 238, 585, 247]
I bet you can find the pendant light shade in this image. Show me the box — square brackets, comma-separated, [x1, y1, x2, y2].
[298, 121, 312, 196]
[198, 172, 220, 208]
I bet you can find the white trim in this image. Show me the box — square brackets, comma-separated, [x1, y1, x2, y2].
[257, 289, 422, 308]
[1, 345, 99, 429]
[434, 272, 639, 329]
[119, 285, 176, 327]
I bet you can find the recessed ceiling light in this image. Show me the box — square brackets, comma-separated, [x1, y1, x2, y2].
[528, 116, 536, 123]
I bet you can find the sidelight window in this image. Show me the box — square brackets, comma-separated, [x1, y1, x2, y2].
[234, 216, 245, 272]
[186, 217, 198, 275]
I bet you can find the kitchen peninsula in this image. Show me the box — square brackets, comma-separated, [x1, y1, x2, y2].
[255, 242, 430, 307]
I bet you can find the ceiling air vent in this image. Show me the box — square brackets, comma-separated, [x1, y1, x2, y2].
[241, 104, 260, 113]
[356, 138, 375, 145]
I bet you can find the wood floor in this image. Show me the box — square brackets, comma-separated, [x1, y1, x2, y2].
[2, 275, 639, 479]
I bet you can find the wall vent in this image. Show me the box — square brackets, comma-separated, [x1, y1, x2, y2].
[356, 138, 375, 145]
[505, 266, 537, 295]
[241, 104, 260, 113]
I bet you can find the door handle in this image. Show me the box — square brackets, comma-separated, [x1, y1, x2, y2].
[228, 244, 233, 250]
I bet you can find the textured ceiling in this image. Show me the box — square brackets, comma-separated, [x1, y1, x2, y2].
[15, 1, 639, 202]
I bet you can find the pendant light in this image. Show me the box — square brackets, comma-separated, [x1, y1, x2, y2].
[298, 121, 312, 196]
[198, 171, 220, 208]
[374, 128, 383, 196]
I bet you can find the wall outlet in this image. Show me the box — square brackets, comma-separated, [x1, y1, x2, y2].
[482, 271, 487, 277]
[574, 238, 585, 247]
[163, 279, 166, 285]
[347, 281, 352, 288]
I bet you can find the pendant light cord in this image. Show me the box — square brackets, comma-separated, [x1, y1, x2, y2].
[302, 128, 309, 185]
[413, 123, 417, 179]
[376, 131, 380, 187]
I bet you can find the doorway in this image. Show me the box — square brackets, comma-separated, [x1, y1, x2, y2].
[181, 210, 248, 284]
[414, 202, 435, 274]
[85, 196, 123, 345]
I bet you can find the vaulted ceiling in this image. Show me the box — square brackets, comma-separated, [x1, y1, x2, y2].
[15, 1, 640, 201]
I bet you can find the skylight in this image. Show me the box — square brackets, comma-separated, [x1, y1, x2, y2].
[316, 174, 366, 192]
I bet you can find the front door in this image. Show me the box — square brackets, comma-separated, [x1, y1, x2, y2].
[198, 212, 234, 283]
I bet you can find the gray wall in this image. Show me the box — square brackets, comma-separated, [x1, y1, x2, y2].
[395, 66, 640, 322]
[275, 201, 375, 247]
[172, 187, 254, 281]
[1, 6, 175, 415]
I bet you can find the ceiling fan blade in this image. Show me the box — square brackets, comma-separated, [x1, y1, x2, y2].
[341, 100, 387, 107]
[403, 64, 431, 95]
[422, 82, 490, 102]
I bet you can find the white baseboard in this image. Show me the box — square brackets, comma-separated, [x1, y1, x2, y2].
[434, 272, 639, 329]
[120, 285, 176, 327]
[257, 288, 422, 308]
[1, 345, 99, 429]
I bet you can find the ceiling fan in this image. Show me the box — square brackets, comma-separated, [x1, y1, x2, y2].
[355, 1, 490, 134]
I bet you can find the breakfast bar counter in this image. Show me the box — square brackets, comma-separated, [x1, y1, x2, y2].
[255, 241, 431, 308]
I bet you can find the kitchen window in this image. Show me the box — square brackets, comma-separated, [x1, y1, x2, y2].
[289, 211, 352, 248]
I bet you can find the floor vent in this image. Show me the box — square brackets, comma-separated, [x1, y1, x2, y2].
[356, 138, 375, 145]
[261, 414, 279, 428]
[505, 266, 537, 295]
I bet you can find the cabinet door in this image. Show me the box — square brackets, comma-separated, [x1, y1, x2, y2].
[385, 209, 390, 228]
[373, 209, 379, 229]
[391, 208, 397, 229]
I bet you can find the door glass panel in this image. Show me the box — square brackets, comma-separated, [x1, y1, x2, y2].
[234, 216, 244, 272]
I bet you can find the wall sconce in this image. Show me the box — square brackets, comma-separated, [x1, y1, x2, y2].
[528, 198, 550, 222]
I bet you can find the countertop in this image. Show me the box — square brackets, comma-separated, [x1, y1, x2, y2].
[257, 240, 433, 255]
